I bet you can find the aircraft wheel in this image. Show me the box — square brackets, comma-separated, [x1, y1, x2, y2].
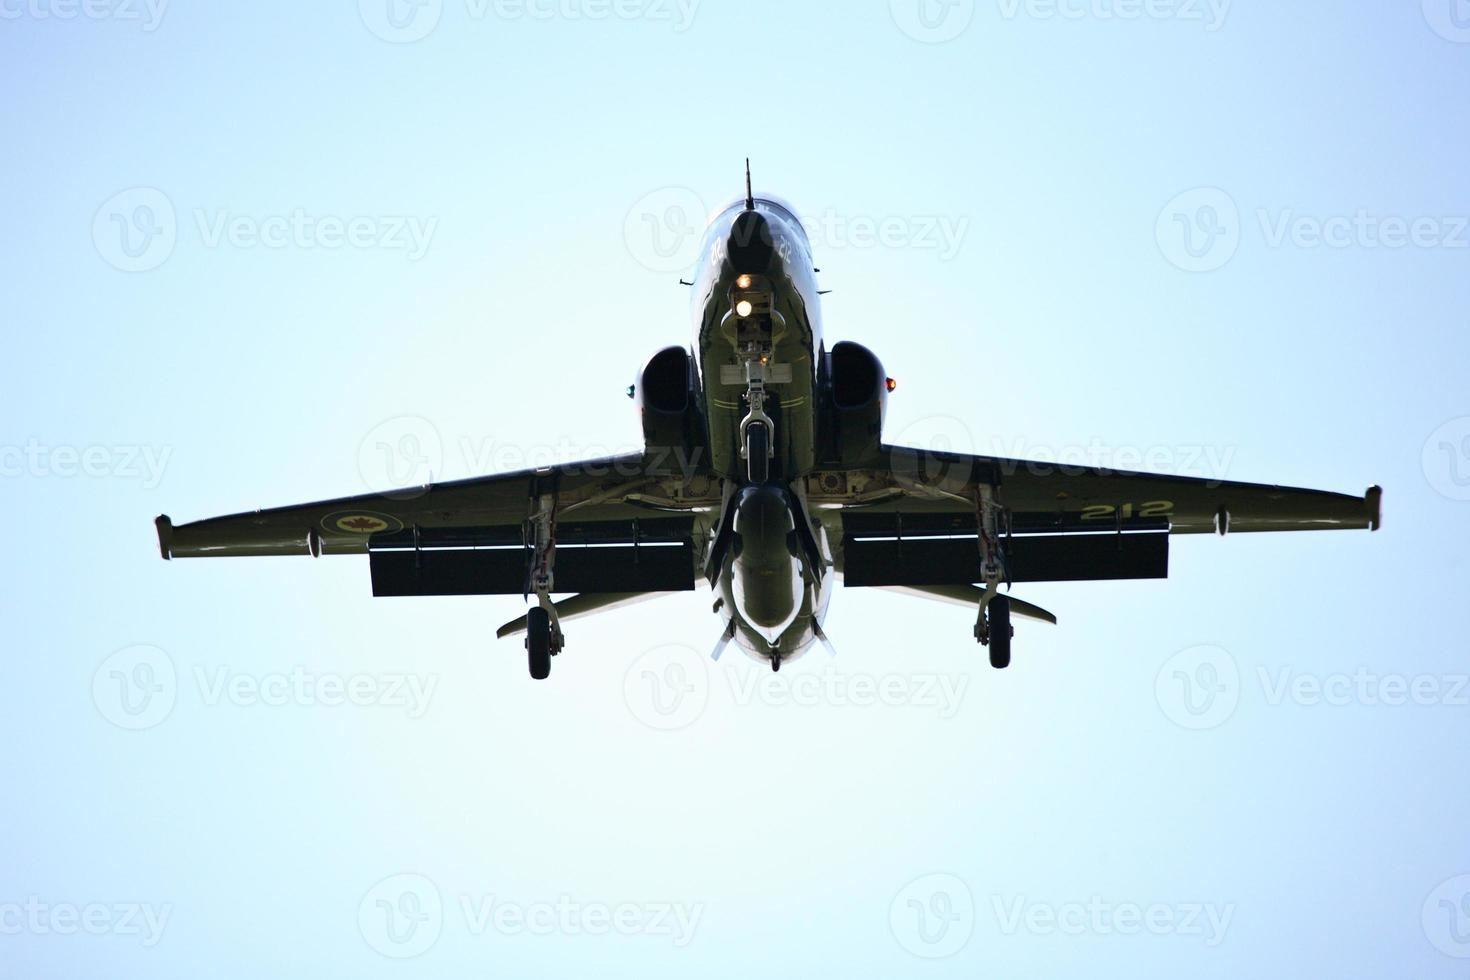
[526, 606, 552, 680]
[746, 422, 769, 484]
[987, 595, 1012, 670]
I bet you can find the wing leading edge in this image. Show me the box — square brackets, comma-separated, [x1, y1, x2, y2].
[816, 446, 1380, 589]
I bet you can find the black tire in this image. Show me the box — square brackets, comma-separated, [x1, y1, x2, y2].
[747, 422, 769, 484]
[988, 595, 1012, 670]
[526, 606, 552, 680]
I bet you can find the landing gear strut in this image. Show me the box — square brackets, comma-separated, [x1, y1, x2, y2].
[523, 483, 564, 680]
[723, 273, 785, 487]
[746, 421, 769, 485]
[972, 484, 1014, 669]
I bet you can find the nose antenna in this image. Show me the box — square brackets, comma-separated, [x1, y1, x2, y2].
[745, 157, 754, 210]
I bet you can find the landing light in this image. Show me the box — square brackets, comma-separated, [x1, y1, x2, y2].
[735, 300, 754, 318]
[736, 274, 752, 289]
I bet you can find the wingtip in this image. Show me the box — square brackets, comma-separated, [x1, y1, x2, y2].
[1366, 485, 1383, 532]
[155, 515, 174, 560]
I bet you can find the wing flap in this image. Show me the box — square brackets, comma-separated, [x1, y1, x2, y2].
[842, 532, 1168, 586]
[369, 545, 696, 596]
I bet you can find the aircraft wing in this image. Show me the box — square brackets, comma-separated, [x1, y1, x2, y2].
[156, 453, 721, 596]
[817, 446, 1381, 588]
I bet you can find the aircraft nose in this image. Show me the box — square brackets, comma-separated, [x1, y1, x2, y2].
[727, 210, 775, 272]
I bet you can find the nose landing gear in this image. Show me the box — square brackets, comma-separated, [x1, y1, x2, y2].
[745, 421, 770, 485]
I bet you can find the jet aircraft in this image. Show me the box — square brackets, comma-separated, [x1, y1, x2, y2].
[156, 166, 1382, 679]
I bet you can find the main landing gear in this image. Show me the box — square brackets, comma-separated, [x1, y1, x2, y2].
[526, 605, 552, 680]
[972, 484, 1015, 670]
[523, 484, 564, 680]
[984, 595, 1012, 670]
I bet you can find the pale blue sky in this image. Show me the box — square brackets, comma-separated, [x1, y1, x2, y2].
[3, 2, 1469, 977]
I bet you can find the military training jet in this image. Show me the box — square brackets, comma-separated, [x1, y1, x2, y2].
[156, 166, 1382, 679]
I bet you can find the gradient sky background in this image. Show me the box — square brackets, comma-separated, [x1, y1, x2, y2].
[4, 1, 1470, 976]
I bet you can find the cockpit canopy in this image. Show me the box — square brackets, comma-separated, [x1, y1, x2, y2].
[708, 194, 809, 245]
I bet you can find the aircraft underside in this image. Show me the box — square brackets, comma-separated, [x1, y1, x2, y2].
[153, 170, 1383, 681]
